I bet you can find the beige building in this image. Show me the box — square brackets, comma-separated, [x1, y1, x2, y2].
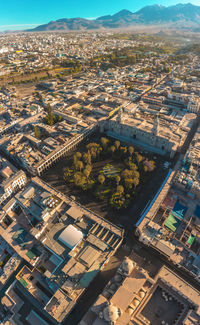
[100, 109, 197, 158]
[0, 157, 27, 206]
[80, 257, 200, 325]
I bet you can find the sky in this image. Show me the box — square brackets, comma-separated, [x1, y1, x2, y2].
[0, 0, 200, 31]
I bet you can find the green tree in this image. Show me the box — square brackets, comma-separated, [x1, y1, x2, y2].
[34, 125, 41, 139]
[136, 153, 143, 165]
[83, 168, 91, 179]
[83, 152, 91, 165]
[91, 148, 97, 160]
[124, 178, 134, 190]
[101, 137, 109, 150]
[74, 172, 85, 187]
[98, 174, 105, 185]
[45, 104, 54, 126]
[110, 145, 116, 155]
[115, 140, 120, 150]
[73, 155, 79, 170]
[128, 146, 134, 156]
[129, 163, 138, 171]
[115, 175, 121, 185]
[122, 169, 131, 179]
[75, 152, 82, 160]
[64, 167, 71, 180]
[132, 177, 139, 188]
[120, 146, 127, 154]
[117, 185, 124, 196]
[83, 164, 92, 179]
[77, 160, 84, 171]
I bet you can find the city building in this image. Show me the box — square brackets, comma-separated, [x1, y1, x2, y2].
[80, 256, 200, 325]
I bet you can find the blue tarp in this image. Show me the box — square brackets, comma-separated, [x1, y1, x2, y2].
[172, 201, 187, 219]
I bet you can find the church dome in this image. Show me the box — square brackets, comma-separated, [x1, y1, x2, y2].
[121, 257, 134, 275]
[103, 304, 119, 322]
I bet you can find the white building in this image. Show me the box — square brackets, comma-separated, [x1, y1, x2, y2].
[0, 157, 27, 206]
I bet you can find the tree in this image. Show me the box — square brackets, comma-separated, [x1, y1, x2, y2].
[136, 153, 144, 165]
[77, 160, 84, 171]
[117, 185, 124, 196]
[83, 152, 91, 165]
[128, 146, 134, 156]
[132, 170, 140, 180]
[110, 145, 116, 154]
[74, 172, 85, 187]
[132, 177, 139, 188]
[97, 146, 103, 158]
[83, 164, 92, 179]
[57, 115, 63, 122]
[122, 169, 131, 179]
[115, 175, 121, 185]
[120, 146, 127, 154]
[34, 125, 41, 139]
[91, 148, 97, 160]
[75, 152, 82, 160]
[129, 162, 138, 171]
[44, 104, 55, 126]
[73, 155, 79, 170]
[85, 164, 92, 172]
[83, 168, 91, 179]
[115, 140, 120, 150]
[101, 137, 109, 150]
[124, 178, 134, 190]
[64, 167, 71, 180]
[98, 174, 105, 185]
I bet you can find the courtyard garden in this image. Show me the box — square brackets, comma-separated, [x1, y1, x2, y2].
[63, 137, 156, 210]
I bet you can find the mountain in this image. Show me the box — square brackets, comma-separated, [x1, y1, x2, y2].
[26, 3, 200, 32]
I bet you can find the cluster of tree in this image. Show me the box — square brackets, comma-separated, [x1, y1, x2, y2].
[182, 44, 200, 55]
[64, 151, 93, 190]
[43, 104, 62, 126]
[89, 48, 141, 70]
[64, 137, 156, 209]
[52, 58, 83, 74]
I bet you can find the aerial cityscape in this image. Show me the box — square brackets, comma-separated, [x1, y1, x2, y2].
[0, 1, 200, 324]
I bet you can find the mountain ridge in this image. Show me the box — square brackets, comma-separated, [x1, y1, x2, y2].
[25, 3, 200, 32]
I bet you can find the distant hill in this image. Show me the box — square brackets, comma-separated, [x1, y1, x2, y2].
[26, 3, 200, 32]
